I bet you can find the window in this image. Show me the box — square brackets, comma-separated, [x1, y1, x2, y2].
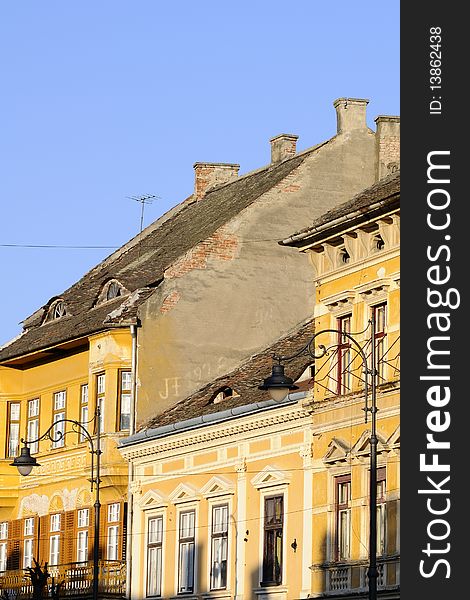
[24, 518, 34, 568]
[337, 315, 352, 394]
[52, 391, 66, 449]
[107, 526, 119, 560]
[52, 300, 67, 320]
[27, 399, 40, 454]
[210, 504, 228, 590]
[77, 530, 89, 563]
[49, 534, 60, 566]
[108, 503, 120, 523]
[376, 467, 387, 556]
[0, 542, 6, 572]
[50, 514, 61, 533]
[118, 370, 132, 431]
[335, 475, 351, 560]
[262, 495, 283, 586]
[372, 304, 387, 381]
[7, 402, 21, 458]
[0, 523, 7, 573]
[178, 510, 195, 594]
[106, 281, 122, 301]
[79, 384, 89, 442]
[147, 516, 163, 597]
[78, 509, 89, 528]
[96, 374, 105, 433]
[77, 509, 89, 563]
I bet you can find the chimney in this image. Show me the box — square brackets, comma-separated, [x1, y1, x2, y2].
[269, 134, 299, 163]
[333, 98, 369, 133]
[375, 115, 400, 180]
[193, 162, 240, 199]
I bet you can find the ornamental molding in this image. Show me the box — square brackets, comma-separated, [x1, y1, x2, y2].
[200, 476, 235, 498]
[168, 482, 199, 504]
[139, 489, 167, 510]
[122, 407, 311, 461]
[354, 278, 393, 298]
[321, 290, 357, 313]
[250, 465, 291, 490]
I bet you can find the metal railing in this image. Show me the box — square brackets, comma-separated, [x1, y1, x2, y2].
[0, 560, 125, 598]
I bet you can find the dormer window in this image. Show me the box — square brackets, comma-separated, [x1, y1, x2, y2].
[106, 281, 122, 301]
[210, 387, 238, 404]
[45, 299, 67, 323]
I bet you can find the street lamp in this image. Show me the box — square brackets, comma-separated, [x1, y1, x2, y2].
[259, 319, 378, 600]
[11, 408, 102, 600]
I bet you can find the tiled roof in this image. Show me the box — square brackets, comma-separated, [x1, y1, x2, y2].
[0, 154, 307, 362]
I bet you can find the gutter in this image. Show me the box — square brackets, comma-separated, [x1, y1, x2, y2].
[119, 390, 307, 449]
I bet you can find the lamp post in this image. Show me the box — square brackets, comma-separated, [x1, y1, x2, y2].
[259, 319, 378, 600]
[11, 408, 102, 600]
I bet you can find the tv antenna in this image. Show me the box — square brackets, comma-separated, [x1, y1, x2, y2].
[127, 194, 160, 236]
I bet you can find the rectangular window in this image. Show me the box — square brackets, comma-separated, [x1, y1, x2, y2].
[50, 514, 61, 533]
[335, 475, 351, 560]
[78, 509, 89, 528]
[376, 467, 387, 556]
[80, 384, 89, 442]
[210, 504, 228, 590]
[178, 510, 195, 594]
[7, 402, 21, 458]
[373, 304, 387, 381]
[24, 518, 34, 537]
[23, 538, 33, 569]
[337, 315, 352, 394]
[0, 522, 8, 540]
[77, 530, 89, 563]
[118, 370, 132, 431]
[52, 391, 66, 449]
[146, 516, 163, 597]
[0, 542, 7, 572]
[262, 495, 283, 586]
[108, 503, 120, 523]
[26, 399, 40, 454]
[107, 526, 119, 560]
[96, 374, 105, 433]
[49, 534, 60, 566]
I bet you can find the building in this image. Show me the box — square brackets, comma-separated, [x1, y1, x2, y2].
[119, 173, 400, 599]
[0, 98, 399, 597]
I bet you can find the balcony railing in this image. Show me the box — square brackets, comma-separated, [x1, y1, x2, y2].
[0, 560, 125, 598]
[312, 555, 400, 596]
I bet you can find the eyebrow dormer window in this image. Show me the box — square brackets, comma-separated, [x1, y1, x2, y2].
[106, 281, 122, 301]
[45, 299, 67, 323]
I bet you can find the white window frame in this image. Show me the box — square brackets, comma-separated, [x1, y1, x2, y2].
[335, 475, 351, 561]
[107, 525, 119, 561]
[146, 515, 164, 597]
[52, 391, 66, 449]
[119, 370, 132, 431]
[78, 508, 89, 528]
[0, 522, 8, 540]
[7, 402, 21, 458]
[96, 373, 105, 433]
[23, 538, 33, 569]
[0, 541, 7, 572]
[49, 534, 60, 566]
[108, 503, 120, 523]
[77, 530, 89, 563]
[209, 503, 229, 591]
[80, 384, 89, 442]
[24, 518, 34, 537]
[176, 506, 197, 595]
[50, 513, 61, 533]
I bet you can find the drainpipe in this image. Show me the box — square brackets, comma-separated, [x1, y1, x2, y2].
[126, 323, 138, 599]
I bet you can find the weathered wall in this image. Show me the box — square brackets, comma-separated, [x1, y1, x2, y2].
[135, 103, 383, 427]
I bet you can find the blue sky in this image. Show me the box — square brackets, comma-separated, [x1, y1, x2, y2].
[0, 1, 399, 346]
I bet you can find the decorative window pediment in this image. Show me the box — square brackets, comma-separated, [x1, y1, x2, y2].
[351, 430, 388, 457]
[168, 483, 199, 504]
[355, 278, 392, 299]
[139, 489, 167, 510]
[387, 425, 400, 450]
[323, 437, 351, 464]
[200, 476, 235, 498]
[321, 290, 357, 313]
[251, 466, 290, 490]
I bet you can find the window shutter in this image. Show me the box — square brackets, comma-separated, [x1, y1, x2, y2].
[99, 505, 107, 561]
[38, 515, 49, 565]
[33, 516, 40, 565]
[8, 519, 22, 570]
[64, 511, 75, 564]
[120, 502, 127, 561]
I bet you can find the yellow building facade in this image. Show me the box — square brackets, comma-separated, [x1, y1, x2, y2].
[0, 328, 133, 594]
[120, 173, 400, 599]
